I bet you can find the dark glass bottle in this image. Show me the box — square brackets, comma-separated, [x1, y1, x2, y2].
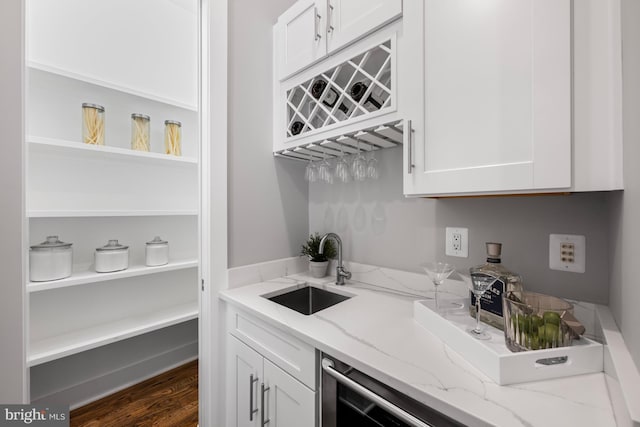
[469, 242, 524, 330]
[350, 82, 384, 110]
[290, 121, 304, 136]
[311, 79, 350, 115]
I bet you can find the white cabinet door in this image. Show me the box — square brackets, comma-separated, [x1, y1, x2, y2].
[276, 0, 328, 80]
[403, 0, 571, 196]
[227, 336, 263, 427]
[327, 0, 402, 53]
[263, 359, 316, 427]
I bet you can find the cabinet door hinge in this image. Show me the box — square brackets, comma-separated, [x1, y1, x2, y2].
[201, 279, 205, 291]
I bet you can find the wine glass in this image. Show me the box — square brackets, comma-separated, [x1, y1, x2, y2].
[422, 262, 455, 312]
[304, 156, 318, 182]
[351, 140, 367, 181]
[366, 149, 379, 180]
[334, 146, 352, 183]
[317, 149, 333, 184]
[466, 271, 499, 340]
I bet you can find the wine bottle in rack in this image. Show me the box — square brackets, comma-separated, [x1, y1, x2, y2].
[311, 79, 350, 116]
[350, 82, 385, 110]
[290, 121, 304, 136]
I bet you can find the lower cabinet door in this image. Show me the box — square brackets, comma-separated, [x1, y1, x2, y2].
[263, 358, 316, 427]
[227, 335, 263, 427]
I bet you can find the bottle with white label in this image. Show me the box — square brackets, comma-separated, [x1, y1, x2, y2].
[469, 242, 524, 330]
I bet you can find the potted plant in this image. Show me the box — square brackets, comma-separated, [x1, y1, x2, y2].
[301, 233, 337, 278]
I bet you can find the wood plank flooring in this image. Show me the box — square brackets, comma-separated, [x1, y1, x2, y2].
[70, 360, 198, 427]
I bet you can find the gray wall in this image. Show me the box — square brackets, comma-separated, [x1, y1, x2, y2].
[0, 0, 27, 403]
[609, 0, 640, 370]
[310, 146, 611, 304]
[228, 0, 308, 268]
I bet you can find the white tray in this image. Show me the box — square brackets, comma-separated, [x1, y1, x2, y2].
[413, 298, 603, 385]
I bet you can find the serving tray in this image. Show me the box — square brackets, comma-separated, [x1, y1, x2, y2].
[413, 298, 603, 385]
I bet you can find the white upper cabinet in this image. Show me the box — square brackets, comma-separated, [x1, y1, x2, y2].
[27, 0, 198, 109]
[275, 0, 402, 81]
[275, 0, 328, 81]
[403, 0, 572, 196]
[326, 0, 402, 53]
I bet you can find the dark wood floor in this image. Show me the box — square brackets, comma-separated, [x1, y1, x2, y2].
[71, 360, 198, 427]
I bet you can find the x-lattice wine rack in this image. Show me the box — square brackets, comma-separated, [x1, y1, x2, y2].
[276, 37, 403, 161]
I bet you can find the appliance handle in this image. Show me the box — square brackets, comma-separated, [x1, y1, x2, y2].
[322, 358, 433, 427]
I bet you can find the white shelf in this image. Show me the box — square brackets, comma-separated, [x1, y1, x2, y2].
[28, 62, 198, 111]
[27, 210, 198, 218]
[27, 259, 199, 293]
[28, 302, 199, 366]
[28, 136, 198, 166]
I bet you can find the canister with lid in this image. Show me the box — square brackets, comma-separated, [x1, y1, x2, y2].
[95, 240, 129, 273]
[30, 236, 73, 282]
[145, 236, 169, 266]
[82, 103, 105, 145]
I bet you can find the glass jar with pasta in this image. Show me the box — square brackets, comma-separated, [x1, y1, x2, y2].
[131, 113, 151, 152]
[164, 120, 182, 156]
[82, 103, 105, 145]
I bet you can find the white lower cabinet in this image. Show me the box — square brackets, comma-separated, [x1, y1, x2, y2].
[227, 335, 316, 427]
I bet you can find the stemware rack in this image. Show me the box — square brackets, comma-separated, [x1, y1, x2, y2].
[274, 119, 403, 162]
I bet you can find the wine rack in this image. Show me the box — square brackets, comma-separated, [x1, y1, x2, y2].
[286, 39, 393, 138]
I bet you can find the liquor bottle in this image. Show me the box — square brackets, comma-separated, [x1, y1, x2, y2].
[311, 79, 350, 116]
[290, 121, 304, 136]
[350, 82, 385, 110]
[469, 242, 524, 330]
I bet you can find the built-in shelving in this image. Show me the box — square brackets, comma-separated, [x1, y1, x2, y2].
[27, 210, 199, 218]
[28, 62, 198, 112]
[27, 259, 198, 293]
[28, 136, 198, 165]
[28, 302, 199, 367]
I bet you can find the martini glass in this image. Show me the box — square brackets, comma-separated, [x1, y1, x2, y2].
[422, 262, 455, 312]
[466, 271, 499, 340]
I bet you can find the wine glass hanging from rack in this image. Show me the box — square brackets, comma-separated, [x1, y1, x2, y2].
[286, 40, 392, 138]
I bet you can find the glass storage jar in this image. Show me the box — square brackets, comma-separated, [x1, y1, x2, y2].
[29, 236, 73, 282]
[95, 240, 129, 273]
[131, 113, 151, 151]
[82, 103, 105, 145]
[164, 120, 182, 156]
[145, 236, 169, 266]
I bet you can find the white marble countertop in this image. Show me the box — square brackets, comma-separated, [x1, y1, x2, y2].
[220, 267, 618, 427]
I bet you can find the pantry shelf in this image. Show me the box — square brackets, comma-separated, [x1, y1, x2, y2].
[27, 259, 199, 293]
[28, 301, 199, 366]
[27, 136, 198, 165]
[28, 62, 198, 111]
[27, 210, 199, 218]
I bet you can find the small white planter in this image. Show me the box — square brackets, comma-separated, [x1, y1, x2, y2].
[309, 260, 329, 278]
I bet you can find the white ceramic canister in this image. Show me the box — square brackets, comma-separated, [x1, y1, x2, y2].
[30, 236, 73, 282]
[145, 236, 169, 266]
[95, 240, 129, 273]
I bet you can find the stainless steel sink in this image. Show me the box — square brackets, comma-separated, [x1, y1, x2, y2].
[265, 285, 351, 315]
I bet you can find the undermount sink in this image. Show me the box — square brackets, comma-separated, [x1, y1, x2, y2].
[264, 284, 352, 315]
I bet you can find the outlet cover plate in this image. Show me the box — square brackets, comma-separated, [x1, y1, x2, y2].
[446, 227, 468, 258]
[549, 234, 586, 273]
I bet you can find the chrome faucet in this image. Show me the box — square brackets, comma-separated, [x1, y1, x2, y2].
[319, 232, 351, 286]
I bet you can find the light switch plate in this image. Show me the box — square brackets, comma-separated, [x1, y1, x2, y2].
[446, 227, 468, 258]
[549, 234, 586, 273]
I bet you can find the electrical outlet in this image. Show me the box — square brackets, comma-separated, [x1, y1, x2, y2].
[549, 234, 586, 273]
[446, 227, 468, 258]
